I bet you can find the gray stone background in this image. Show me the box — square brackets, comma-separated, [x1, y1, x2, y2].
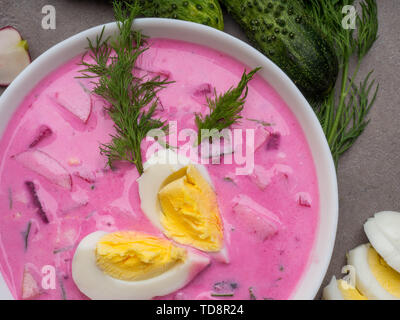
[0, 0, 399, 299]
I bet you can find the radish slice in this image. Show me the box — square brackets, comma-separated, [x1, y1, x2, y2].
[49, 80, 92, 123]
[0, 26, 31, 87]
[21, 267, 40, 300]
[13, 150, 72, 190]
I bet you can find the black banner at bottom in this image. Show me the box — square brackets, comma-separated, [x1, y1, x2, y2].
[0, 299, 392, 318]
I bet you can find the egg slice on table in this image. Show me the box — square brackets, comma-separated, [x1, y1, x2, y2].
[137, 149, 224, 253]
[323, 276, 367, 300]
[347, 243, 400, 300]
[72, 231, 210, 300]
[364, 211, 400, 273]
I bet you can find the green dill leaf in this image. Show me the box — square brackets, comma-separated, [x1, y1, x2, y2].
[21, 220, 32, 252]
[210, 293, 235, 297]
[246, 118, 272, 126]
[223, 176, 236, 184]
[356, 0, 379, 60]
[304, 0, 379, 166]
[53, 246, 74, 254]
[195, 67, 261, 145]
[59, 275, 67, 300]
[78, 1, 173, 174]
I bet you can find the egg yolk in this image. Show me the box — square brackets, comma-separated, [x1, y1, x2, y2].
[95, 231, 186, 281]
[337, 279, 367, 300]
[158, 165, 223, 252]
[368, 247, 400, 298]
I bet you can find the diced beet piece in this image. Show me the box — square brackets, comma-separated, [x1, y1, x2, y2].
[13, 149, 72, 190]
[29, 125, 52, 148]
[232, 194, 281, 240]
[296, 192, 312, 208]
[191, 83, 212, 105]
[193, 83, 212, 96]
[266, 132, 281, 150]
[21, 267, 40, 300]
[25, 181, 49, 223]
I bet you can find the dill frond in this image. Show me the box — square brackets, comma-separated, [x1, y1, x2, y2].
[78, 1, 172, 174]
[304, 0, 379, 166]
[195, 67, 260, 145]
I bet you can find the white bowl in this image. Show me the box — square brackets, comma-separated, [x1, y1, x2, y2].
[0, 19, 338, 300]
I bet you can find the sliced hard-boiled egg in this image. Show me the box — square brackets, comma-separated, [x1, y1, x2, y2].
[95, 231, 187, 281]
[347, 243, 400, 300]
[364, 211, 400, 273]
[137, 149, 224, 252]
[323, 276, 367, 300]
[72, 231, 210, 300]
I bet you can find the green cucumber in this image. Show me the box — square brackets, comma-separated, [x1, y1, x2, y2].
[137, 0, 224, 31]
[220, 0, 338, 99]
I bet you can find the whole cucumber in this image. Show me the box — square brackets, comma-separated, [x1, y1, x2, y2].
[137, 0, 224, 31]
[220, 0, 338, 99]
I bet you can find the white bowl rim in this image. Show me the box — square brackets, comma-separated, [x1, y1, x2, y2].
[0, 18, 338, 300]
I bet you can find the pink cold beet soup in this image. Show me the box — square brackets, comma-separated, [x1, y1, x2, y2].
[0, 38, 319, 300]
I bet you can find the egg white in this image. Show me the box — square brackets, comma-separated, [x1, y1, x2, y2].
[347, 243, 400, 300]
[138, 148, 229, 259]
[364, 211, 400, 273]
[138, 149, 213, 231]
[322, 276, 345, 300]
[71, 231, 210, 300]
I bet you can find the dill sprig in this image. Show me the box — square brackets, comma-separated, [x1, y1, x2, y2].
[78, 1, 172, 174]
[303, 0, 379, 165]
[195, 67, 260, 145]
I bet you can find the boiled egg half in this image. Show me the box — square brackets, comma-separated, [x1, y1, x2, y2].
[323, 210, 400, 300]
[364, 211, 400, 273]
[137, 149, 224, 252]
[72, 230, 210, 300]
[347, 243, 400, 300]
[323, 276, 367, 300]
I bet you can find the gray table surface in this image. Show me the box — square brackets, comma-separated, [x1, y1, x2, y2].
[1, 0, 399, 299]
